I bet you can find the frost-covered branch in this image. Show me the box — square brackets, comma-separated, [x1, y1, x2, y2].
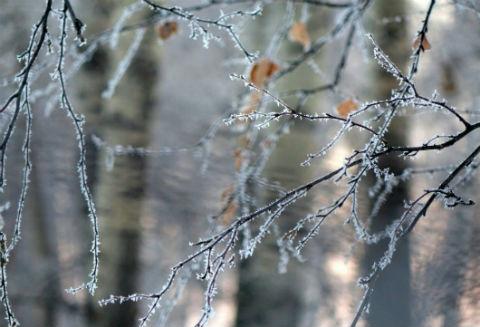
[1, 0, 480, 326]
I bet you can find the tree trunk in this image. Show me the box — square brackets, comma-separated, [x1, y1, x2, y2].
[362, 1, 411, 327]
[75, 4, 161, 326]
[93, 27, 159, 327]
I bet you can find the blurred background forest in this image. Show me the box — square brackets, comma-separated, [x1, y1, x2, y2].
[0, 0, 480, 326]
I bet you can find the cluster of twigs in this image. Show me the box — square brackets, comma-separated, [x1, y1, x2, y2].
[0, 1, 98, 325]
[1, 0, 480, 326]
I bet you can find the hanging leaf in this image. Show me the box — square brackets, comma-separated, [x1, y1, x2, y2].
[216, 185, 237, 226]
[412, 34, 431, 51]
[220, 201, 238, 226]
[336, 99, 358, 118]
[249, 58, 279, 87]
[288, 21, 311, 50]
[156, 21, 179, 40]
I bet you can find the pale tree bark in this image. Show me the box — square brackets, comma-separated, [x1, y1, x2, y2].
[73, 1, 116, 323]
[30, 164, 62, 326]
[72, 3, 161, 326]
[92, 24, 160, 327]
[75, 0, 112, 188]
[463, 201, 480, 326]
[434, 17, 480, 327]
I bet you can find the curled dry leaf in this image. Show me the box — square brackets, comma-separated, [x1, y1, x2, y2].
[288, 21, 311, 50]
[156, 21, 179, 40]
[221, 201, 238, 226]
[412, 34, 431, 51]
[244, 59, 278, 120]
[216, 185, 237, 226]
[336, 98, 358, 118]
[249, 58, 279, 87]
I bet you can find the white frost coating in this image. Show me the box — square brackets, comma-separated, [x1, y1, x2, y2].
[4, 1, 478, 327]
[109, 1, 143, 49]
[6, 97, 33, 253]
[105, 147, 115, 172]
[300, 3, 310, 22]
[265, 2, 291, 57]
[155, 269, 191, 327]
[102, 28, 146, 99]
[56, 8, 100, 296]
[367, 34, 404, 82]
[302, 120, 351, 166]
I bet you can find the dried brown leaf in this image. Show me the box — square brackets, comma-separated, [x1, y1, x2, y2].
[336, 99, 358, 118]
[221, 201, 238, 226]
[412, 35, 431, 51]
[249, 58, 279, 87]
[157, 21, 179, 40]
[288, 22, 311, 50]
